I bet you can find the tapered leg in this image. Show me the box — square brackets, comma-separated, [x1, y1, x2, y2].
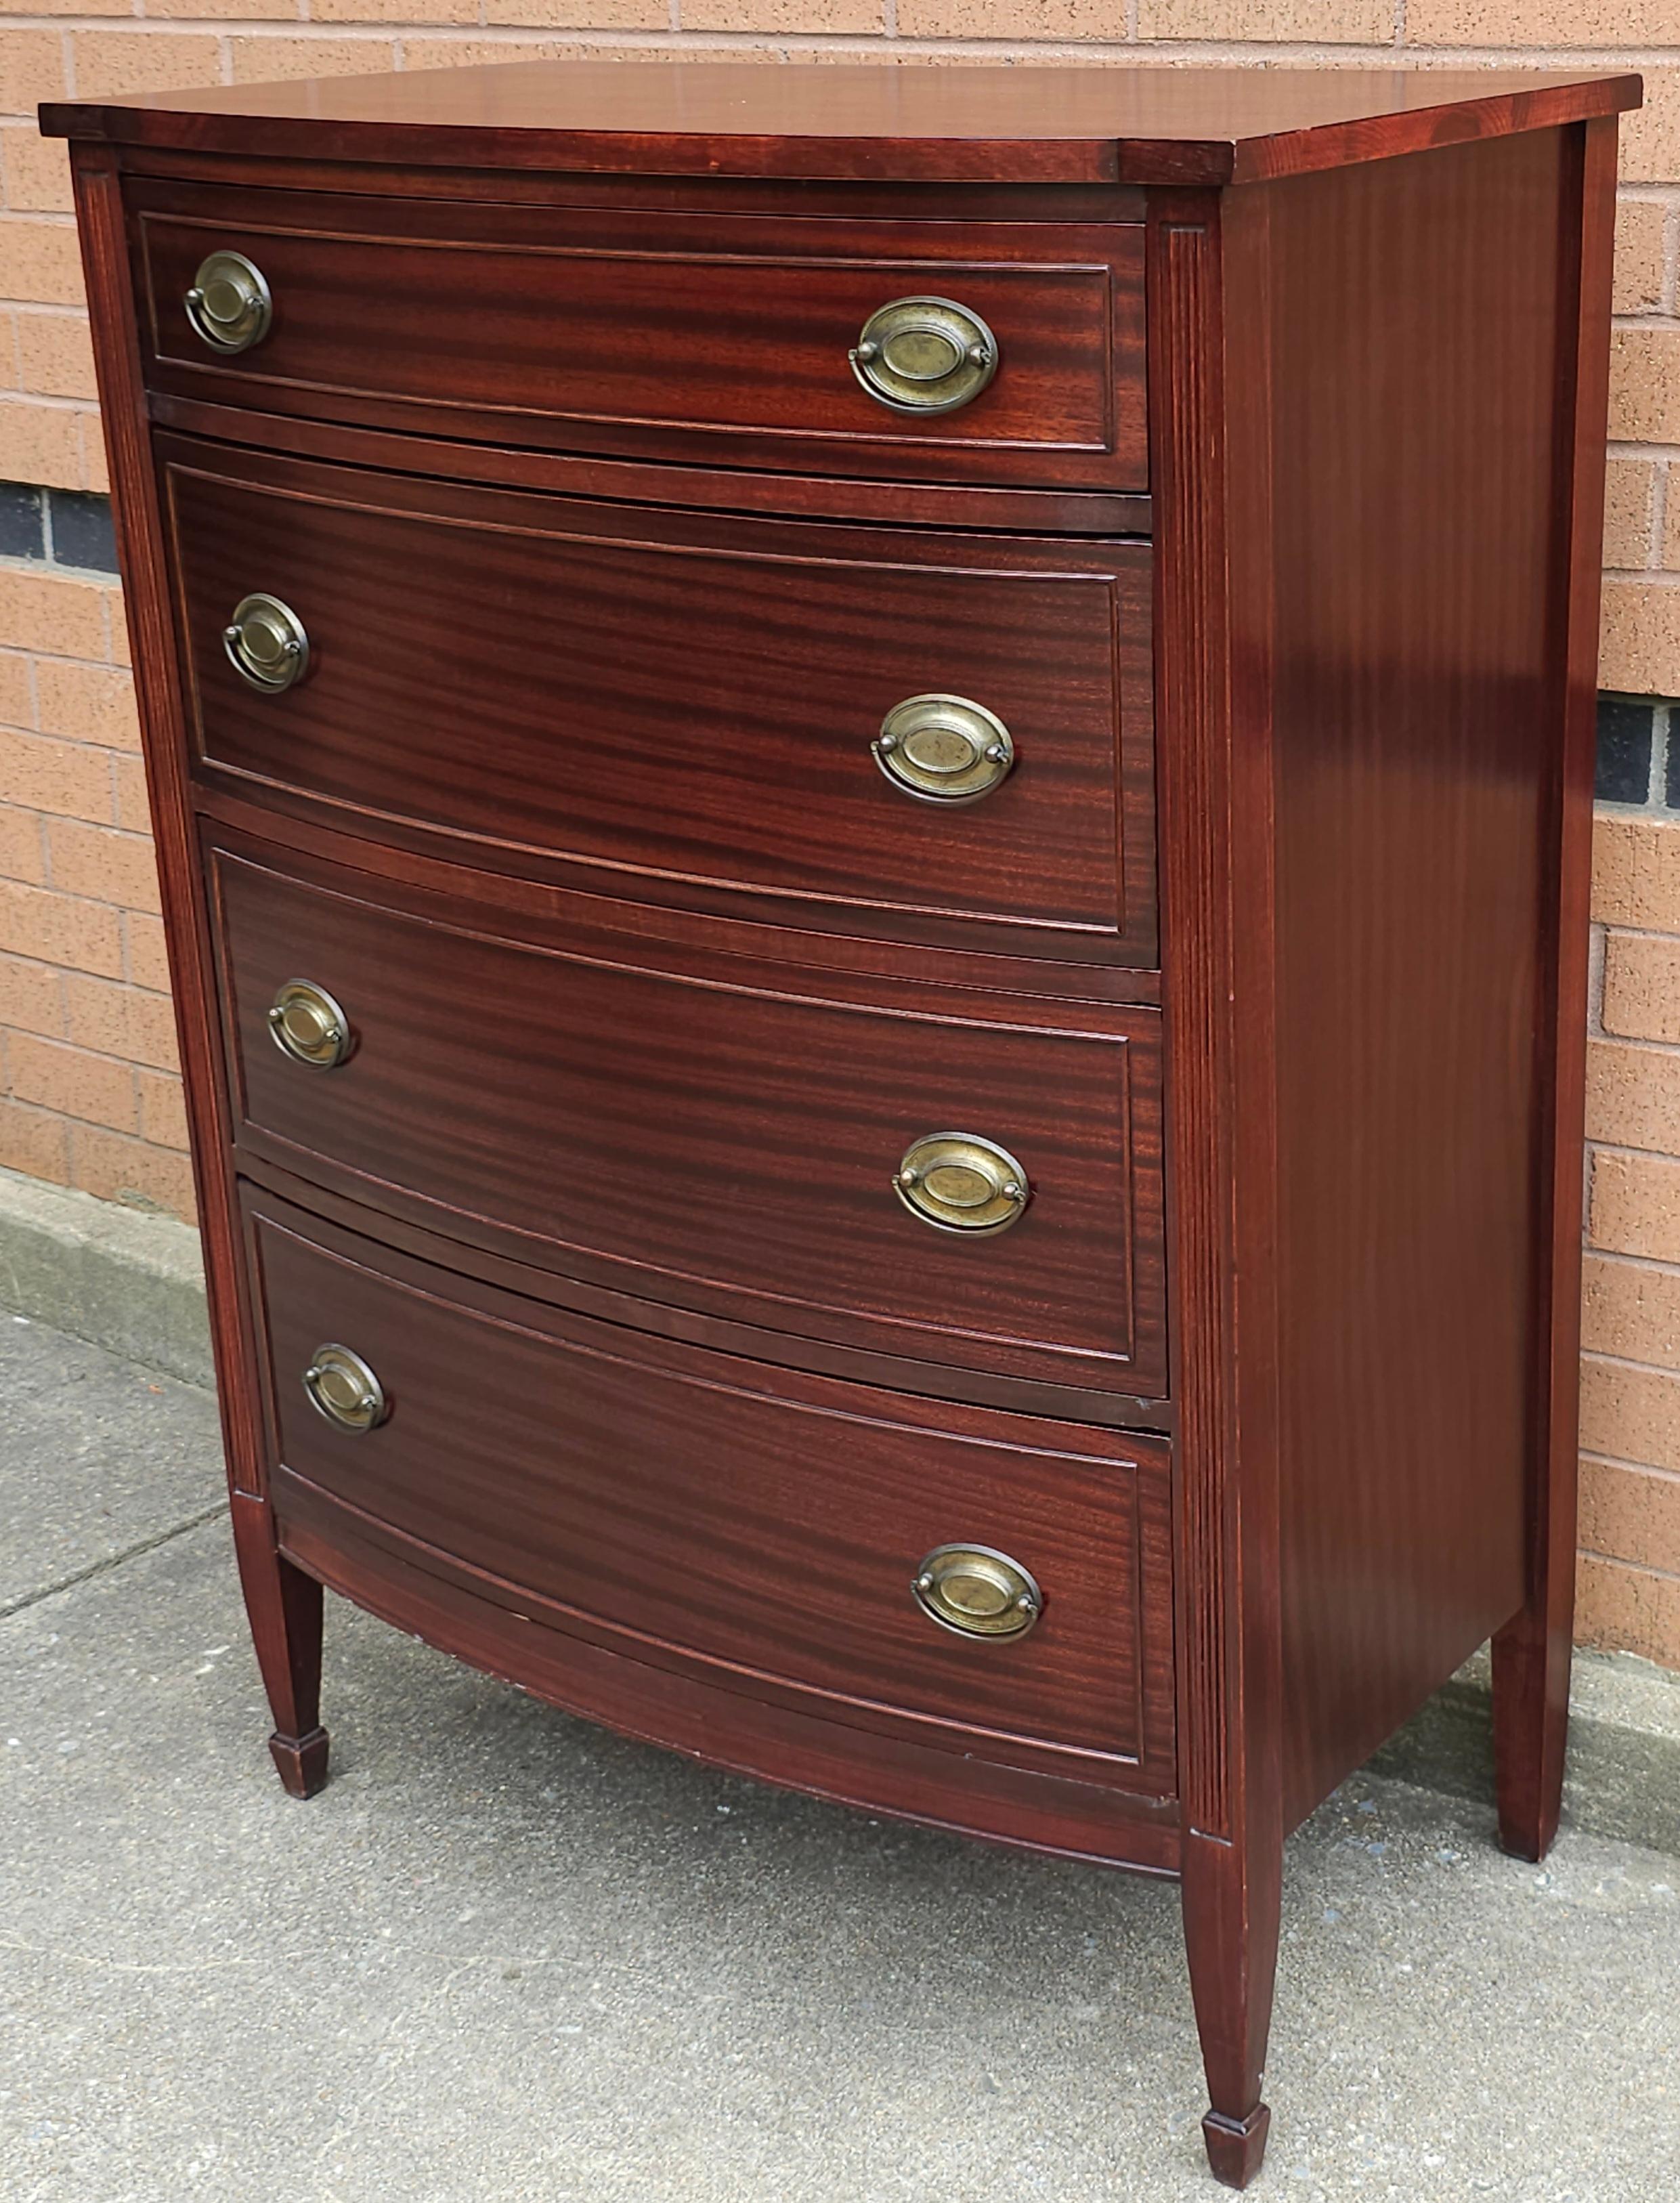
[1492, 1602, 1570, 1862]
[1181, 1831, 1281, 2189]
[230, 1491, 328, 1798]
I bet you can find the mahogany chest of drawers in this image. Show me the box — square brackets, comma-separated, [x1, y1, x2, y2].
[44, 60, 1638, 2187]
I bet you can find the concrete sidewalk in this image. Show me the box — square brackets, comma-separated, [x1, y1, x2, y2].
[2, 1312, 1677, 2203]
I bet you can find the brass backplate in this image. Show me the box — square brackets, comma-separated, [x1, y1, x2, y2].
[302, 1342, 387, 1434]
[224, 593, 309, 693]
[185, 250, 272, 354]
[893, 1132, 1030, 1235]
[267, 978, 351, 1070]
[849, 296, 999, 415]
[874, 693, 1014, 804]
[912, 1543, 1043, 1640]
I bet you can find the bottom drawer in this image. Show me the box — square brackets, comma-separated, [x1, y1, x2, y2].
[246, 1189, 1176, 1792]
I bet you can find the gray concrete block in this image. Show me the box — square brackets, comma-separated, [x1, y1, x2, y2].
[0, 1312, 225, 1617]
[3, 1506, 1678, 2203]
[0, 1163, 211, 1388]
[3, 1314, 1677, 2202]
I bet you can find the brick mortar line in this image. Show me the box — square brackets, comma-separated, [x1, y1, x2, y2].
[0, 721, 139, 754]
[0, 27, 1678, 58]
[1598, 918, 1680, 943]
[1589, 1134, 1680, 1160]
[0, 647, 124, 668]
[1579, 1543, 1680, 1585]
[1585, 1343, 1680, 1374]
[0, 1495, 225, 1621]
[1585, 1241, 1680, 1277]
[0, 949, 165, 983]
[1591, 1027, 1680, 1057]
[3, 1018, 178, 1062]
[1581, 1445, 1680, 1478]
[0, 551, 118, 579]
[0, 389, 101, 413]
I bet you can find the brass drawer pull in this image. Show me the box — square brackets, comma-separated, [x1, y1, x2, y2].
[224, 593, 309, 693]
[873, 693, 1014, 805]
[894, 1132, 1030, 1235]
[267, 979, 351, 1070]
[302, 1343, 388, 1434]
[849, 296, 998, 415]
[913, 1544, 1042, 1640]
[184, 249, 272, 355]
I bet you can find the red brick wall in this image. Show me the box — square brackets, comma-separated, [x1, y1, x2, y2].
[1, 7, 1677, 1663]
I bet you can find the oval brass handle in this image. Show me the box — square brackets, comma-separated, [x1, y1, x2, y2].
[873, 694, 1014, 805]
[302, 1343, 387, 1434]
[913, 1544, 1042, 1640]
[184, 250, 273, 355]
[850, 296, 998, 415]
[267, 979, 351, 1071]
[224, 593, 309, 693]
[894, 1132, 1030, 1236]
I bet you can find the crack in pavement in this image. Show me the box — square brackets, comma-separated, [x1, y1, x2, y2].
[0, 1501, 229, 1621]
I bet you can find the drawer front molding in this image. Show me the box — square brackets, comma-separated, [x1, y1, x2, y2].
[211, 837, 1167, 1402]
[163, 437, 1158, 969]
[133, 182, 1146, 492]
[250, 1189, 1178, 1788]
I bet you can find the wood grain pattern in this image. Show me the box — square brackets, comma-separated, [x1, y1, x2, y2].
[150, 392, 1151, 538]
[236, 1151, 1173, 1434]
[282, 1503, 1183, 1873]
[132, 180, 1146, 492]
[161, 436, 1157, 968]
[1150, 183, 1287, 2190]
[1153, 210, 1233, 1846]
[249, 1188, 1177, 1790]
[68, 145, 339, 1799]
[42, 61, 1638, 188]
[121, 148, 1148, 226]
[209, 833, 1167, 1403]
[1492, 116, 1618, 1867]
[196, 776, 1164, 1015]
[1263, 129, 1572, 1834]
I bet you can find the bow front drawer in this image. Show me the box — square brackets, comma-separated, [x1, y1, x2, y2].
[163, 438, 1156, 969]
[210, 836, 1167, 1408]
[251, 1189, 1176, 1789]
[131, 180, 1146, 492]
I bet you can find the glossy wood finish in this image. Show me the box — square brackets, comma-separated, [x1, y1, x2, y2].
[133, 181, 1146, 491]
[45, 60, 1637, 187]
[151, 393, 1152, 537]
[163, 437, 1157, 966]
[236, 1147, 1170, 1434]
[230, 1488, 328, 1797]
[209, 834, 1167, 1403]
[251, 1189, 1177, 1788]
[1156, 121, 1620, 2181]
[284, 1495, 1184, 1871]
[1259, 127, 1582, 1834]
[123, 151, 1150, 225]
[1492, 114, 1620, 1868]
[1150, 183, 1285, 2189]
[53, 60, 1629, 2193]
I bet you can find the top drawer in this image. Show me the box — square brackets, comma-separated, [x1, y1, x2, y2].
[129, 181, 1147, 494]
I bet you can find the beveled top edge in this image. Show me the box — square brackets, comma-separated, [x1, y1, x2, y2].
[41, 60, 1641, 188]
